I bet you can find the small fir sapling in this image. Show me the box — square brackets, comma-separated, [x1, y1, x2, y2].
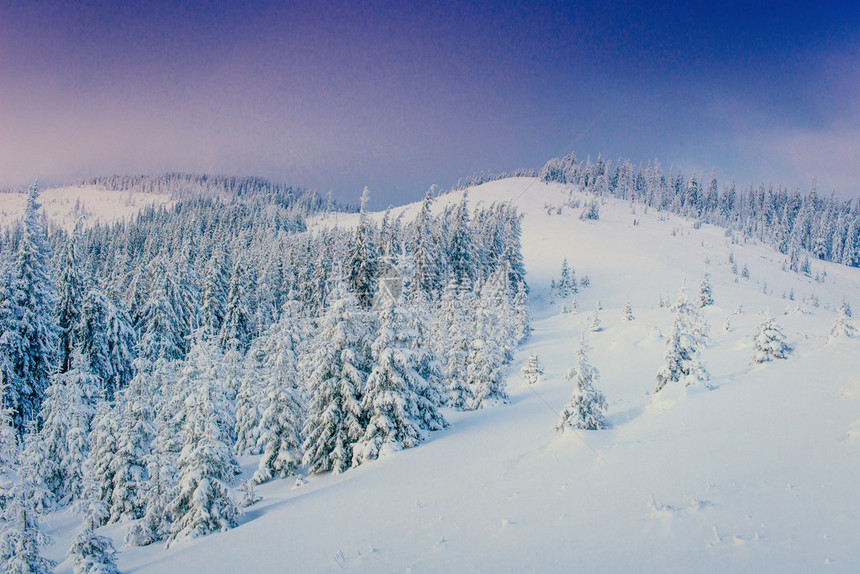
[699, 273, 713, 306]
[237, 479, 262, 508]
[829, 303, 857, 339]
[520, 353, 544, 385]
[68, 495, 119, 574]
[751, 316, 791, 363]
[589, 303, 602, 332]
[655, 285, 710, 392]
[68, 528, 120, 574]
[556, 337, 607, 432]
[622, 298, 634, 321]
[0, 465, 56, 574]
[512, 282, 531, 341]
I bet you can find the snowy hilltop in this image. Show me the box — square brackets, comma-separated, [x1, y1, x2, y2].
[1, 172, 859, 573]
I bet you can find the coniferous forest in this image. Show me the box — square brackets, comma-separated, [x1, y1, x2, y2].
[0, 178, 528, 563]
[539, 153, 860, 270]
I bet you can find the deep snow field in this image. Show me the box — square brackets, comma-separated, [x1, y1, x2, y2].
[42, 178, 860, 572]
[0, 185, 171, 231]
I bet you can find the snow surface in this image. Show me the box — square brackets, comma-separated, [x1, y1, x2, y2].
[44, 178, 860, 572]
[0, 185, 171, 230]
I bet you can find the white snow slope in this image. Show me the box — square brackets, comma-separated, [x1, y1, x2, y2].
[0, 185, 171, 231]
[46, 178, 860, 573]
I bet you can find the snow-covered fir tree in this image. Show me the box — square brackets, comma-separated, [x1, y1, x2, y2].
[165, 337, 242, 546]
[590, 303, 602, 332]
[0, 184, 60, 430]
[233, 352, 263, 456]
[78, 288, 137, 401]
[558, 257, 574, 299]
[579, 197, 600, 220]
[252, 323, 304, 483]
[655, 285, 710, 392]
[447, 192, 475, 288]
[463, 281, 510, 410]
[437, 280, 474, 409]
[0, 468, 56, 574]
[409, 187, 444, 297]
[56, 224, 84, 373]
[68, 527, 119, 574]
[347, 188, 379, 309]
[520, 353, 544, 385]
[401, 287, 447, 410]
[0, 379, 15, 468]
[699, 273, 714, 306]
[302, 284, 371, 474]
[751, 316, 791, 363]
[68, 493, 120, 574]
[352, 296, 446, 466]
[556, 337, 607, 431]
[37, 347, 101, 507]
[137, 257, 190, 362]
[830, 305, 857, 339]
[513, 281, 531, 341]
[622, 298, 634, 321]
[218, 262, 253, 352]
[201, 251, 229, 336]
[80, 402, 121, 525]
[16, 423, 54, 514]
[108, 371, 157, 523]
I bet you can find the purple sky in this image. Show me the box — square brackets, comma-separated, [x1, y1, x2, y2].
[2, 1, 860, 206]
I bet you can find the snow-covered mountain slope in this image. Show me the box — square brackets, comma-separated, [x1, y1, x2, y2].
[50, 178, 860, 572]
[0, 185, 171, 230]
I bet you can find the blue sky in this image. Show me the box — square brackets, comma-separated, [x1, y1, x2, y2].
[2, 1, 859, 206]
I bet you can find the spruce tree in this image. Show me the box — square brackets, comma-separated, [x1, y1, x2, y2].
[447, 192, 474, 288]
[556, 337, 607, 431]
[347, 188, 379, 309]
[0, 470, 56, 574]
[38, 347, 101, 507]
[520, 353, 544, 385]
[622, 298, 635, 321]
[302, 285, 371, 474]
[699, 273, 714, 306]
[438, 280, 473, 409]
[751, 316, 791, 363]
[108, 373, 156, 523]
[0, 184, 60, 430]
[233, 348, 263, 456]
[590, 303, 602, 332]
[655, 285, 710, 392]
[79, 288, 137, 400]
[830, 311, 857, 339]
[81, 403, 121, 525]
[68, 528, 119, 574]
[166, 339, 241, 546]
[410, 187, 443, 297]
[513, 281, 531, 341]
[252, 324, 304, 483]
[559, 258, 572, 299]
[352, 297, 446, 466]
[57, 227, 84, 373]
[463, 285, 510, 410]
[137, 260, 188, 362]
[0, 377, 16, 468]
[201, 252, 229, 337]
[218, 262, 253, 352]
[16, 424, 54, 515]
